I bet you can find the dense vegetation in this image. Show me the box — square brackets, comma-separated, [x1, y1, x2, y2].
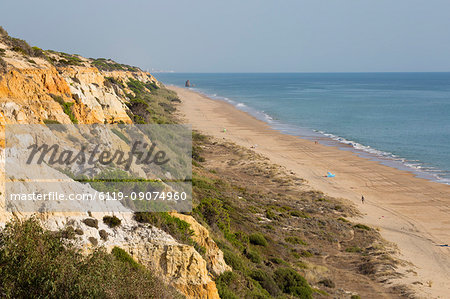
[134, 212, 206, 255]
[91, 58, 141, 72]
[0, 218, 181, 299]
[123, 77, 180, 124]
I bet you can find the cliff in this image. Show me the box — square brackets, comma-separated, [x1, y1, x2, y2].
[0, 27, 225, 299]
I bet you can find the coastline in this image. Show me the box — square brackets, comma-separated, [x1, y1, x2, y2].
[180, 84, 449, 186]
[170, 85, 450, 298]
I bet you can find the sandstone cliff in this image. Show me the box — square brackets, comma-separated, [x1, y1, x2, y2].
[0, 27, 226, 299]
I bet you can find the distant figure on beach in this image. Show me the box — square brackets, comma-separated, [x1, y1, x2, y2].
[361, 195, 365, 204]
[185, 80, 191, 87]
[314, 141, 318, 144]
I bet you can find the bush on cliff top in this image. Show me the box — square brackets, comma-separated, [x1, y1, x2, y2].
[91, 58, 140, 72]
[0, 26, 7, 37]
[0, 217, 181, 299]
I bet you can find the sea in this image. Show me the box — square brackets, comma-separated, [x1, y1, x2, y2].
[155, 73, 450, 185]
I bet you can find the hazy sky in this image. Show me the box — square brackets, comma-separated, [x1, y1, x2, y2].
[1, 0, 450, 72]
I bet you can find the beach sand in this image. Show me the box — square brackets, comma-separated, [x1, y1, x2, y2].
[170, 86, 450, 298]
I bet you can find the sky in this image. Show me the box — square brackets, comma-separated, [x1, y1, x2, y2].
[1, 0, 450, 72]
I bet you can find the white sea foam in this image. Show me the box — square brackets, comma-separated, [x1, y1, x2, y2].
[316, 131, 449, 184]
[188, 86, 449, 185]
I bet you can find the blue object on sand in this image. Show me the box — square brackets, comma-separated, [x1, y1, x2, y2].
[327, 172, 335, 178]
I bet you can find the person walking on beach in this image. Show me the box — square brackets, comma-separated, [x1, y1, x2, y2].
[361, 195, 365, 204]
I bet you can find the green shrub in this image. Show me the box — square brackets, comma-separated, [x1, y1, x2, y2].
[122, 79, 176, 125]
[224, 231, 246, 251]
[345, 246, 362, 253]
[127, 97, 149, 108]
[269, 257, 288, 265]
[133, 114, 146, 124]
[9, 37, 33, 55]
[249, 270, 281, 296]
[245, 248, 261, 263]
[82, 218, 99, 229]
[43, 119, 61, 124]
[111, 128, 130, 143]
[218, 287, 238, 299]
[354, 223, 371, 231]
[192, 176, 216, 190]
[318, 278, 335, 288]
[216, 271, 239, 299]
[249, 233, 268, 246]
[60, 226, 76, 239]
[103, 215, 122, 228]
[222, 248, 244, 271]
[0, 218, 179, 298]
[0, 26, 7, 36]
[265, 208, 277, 220]
[194, 243, 207, 255]
[51, 52, 83, 66]
[134, 212, 194, 245]
[290, 210, 310, 218]
[91, 58, 140, 72]
[99, 229, 108, 241]
[285, 236, 307, 245]
[111, 246, 142, 270]
[299, 249, 313, 257]
[50, 95, 78, 123]
[192, 145, 205, 162]
[194, 197, 230, 232]
[273, 268, 313, 298]
[192, 131, 207, 142]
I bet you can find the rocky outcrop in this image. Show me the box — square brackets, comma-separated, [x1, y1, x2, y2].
[0, 37, 160, 125]
[44, 214, 220, 299]
[59, 67, 132, 124]
[170, 212, 231, 277]
[0, 68, 73, 124]
[0, 34, 223, 299]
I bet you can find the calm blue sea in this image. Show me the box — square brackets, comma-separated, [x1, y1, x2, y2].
[155, 73, 450, 185]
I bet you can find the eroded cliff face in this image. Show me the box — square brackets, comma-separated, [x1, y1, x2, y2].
[0, 58, 134, 125]
[170, 212, 232, 277]
[0, 68, 72, 124]
[0, 32, 225, 299]
[44, 214, 221, 299]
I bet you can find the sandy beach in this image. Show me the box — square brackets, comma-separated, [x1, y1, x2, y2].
[170, 86, 450, 298]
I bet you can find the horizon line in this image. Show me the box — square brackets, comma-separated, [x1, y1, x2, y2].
[152, 71, 450, 74]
